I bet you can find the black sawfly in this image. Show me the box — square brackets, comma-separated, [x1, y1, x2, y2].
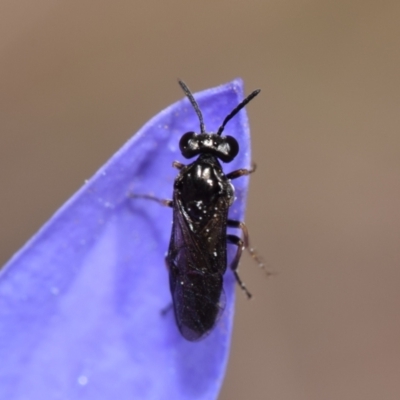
[136, 81, 263, 341]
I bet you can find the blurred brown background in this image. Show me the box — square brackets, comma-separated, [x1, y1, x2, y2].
[1, 1, 400, 399]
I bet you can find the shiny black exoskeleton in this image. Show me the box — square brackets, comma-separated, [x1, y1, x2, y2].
[165, 81, 261, 341]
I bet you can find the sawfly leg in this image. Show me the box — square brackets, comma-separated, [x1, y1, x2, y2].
[227, 234, 252, 299]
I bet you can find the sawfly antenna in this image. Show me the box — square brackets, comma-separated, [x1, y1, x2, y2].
[178, 80, 206, 134]
[217, 89, 261, 136]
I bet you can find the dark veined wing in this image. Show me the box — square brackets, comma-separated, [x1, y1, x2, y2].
[166, 195, 230, 341]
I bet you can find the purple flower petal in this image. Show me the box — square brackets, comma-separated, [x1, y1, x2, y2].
[0, 79, 252, 400]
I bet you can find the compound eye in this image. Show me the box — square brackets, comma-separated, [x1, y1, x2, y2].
[179, 132, 198, 158]
[218, 135, 239, 162]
